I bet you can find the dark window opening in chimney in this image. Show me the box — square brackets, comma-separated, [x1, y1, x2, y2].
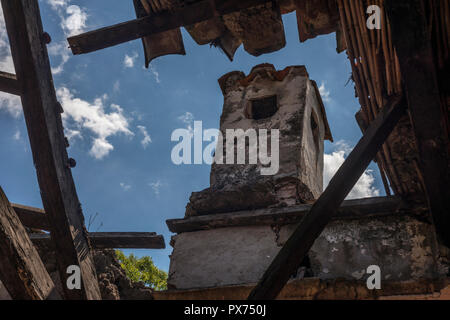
[246, 95, 278, 120]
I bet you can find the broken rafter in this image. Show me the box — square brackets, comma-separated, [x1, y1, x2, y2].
[385, 0, 450, 246]
[248, 95, 406, 300]
[0, 187, 60, 300]
[30, 232, 165, 250]
[68, 0, 272, 55]
[1, 0, 101, 299]
[0, 71, 21, 96]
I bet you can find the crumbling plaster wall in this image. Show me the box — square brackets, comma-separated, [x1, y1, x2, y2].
[168, 215, 447, 290]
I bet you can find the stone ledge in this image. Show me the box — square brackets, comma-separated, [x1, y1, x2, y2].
[167, 196, 427, 234]
[154, 278, 450, 300]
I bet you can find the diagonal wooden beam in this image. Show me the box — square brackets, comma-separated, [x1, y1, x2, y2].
[0, 71, 21, 96]
[1, 0, 101, 299]
[0, 187, 61, 300]
[248, 95, 406, 300]
[67, 0, 271, 55]
[385, 0, 450, 247]
[30, 232, 166, 250]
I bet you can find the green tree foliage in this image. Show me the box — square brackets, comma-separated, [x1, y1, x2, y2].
[115, 250, 167, 291]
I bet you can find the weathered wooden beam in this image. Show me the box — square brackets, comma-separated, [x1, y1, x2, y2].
[0, 187, 60, 300]
[1, 0, 101, 299]
[385, 0, 450, 247]
[30, 232, 165, 250]
[0, 71, 21, 96]
[67, 0, 272, 55]
[12, 203, 50, 230]
[167, 196, 427, 233]
[248, 95, 406, 300]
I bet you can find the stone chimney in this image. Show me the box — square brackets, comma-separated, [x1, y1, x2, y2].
[185, 63, 332, 217]
[167, 64, 445, 292]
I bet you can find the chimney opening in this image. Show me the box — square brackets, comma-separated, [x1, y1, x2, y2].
[246, 95, 278, 120]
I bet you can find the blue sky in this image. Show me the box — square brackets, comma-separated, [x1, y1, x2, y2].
[0, 1, 385, 272]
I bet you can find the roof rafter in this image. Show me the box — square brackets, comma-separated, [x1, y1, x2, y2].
[67, 0, 272, 55]
[1, 0, 101, 300]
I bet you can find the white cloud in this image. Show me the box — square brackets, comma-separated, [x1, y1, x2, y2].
[56, 87, 133, 159]
[124, 52, 138, 68]
[61, 5, 88, 37]
[119, 182, 131, 191]
[0, 92, 22, 118]
[13, 130, 21, 141]
[65, 128, 82, 141]
[47, 41, 71, 75]
[89, 138, 113, 159]
[46, 1, 88, 75]
[178, 112, 194, 136]
[149, 180, 163, 196]
[47, 0, 70, 10]
[324, 140, 380, 199]
[113, 80, 120, 93]
[0, 8, 13, 73]
[137, 125, 152, 149]
[319, 82, 331, 103]
[149, 63, 161, 83]
[47, 1, 88, 37]
[0, 7, 23, 118]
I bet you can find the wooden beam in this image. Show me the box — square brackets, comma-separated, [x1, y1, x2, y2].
[167, 196, 427, 233]
[0, 71, 21, 96]
[1, 0, 101, 299]
[11, 203, 165, 248]
[12, 203, 50, 230]
[385, 0, 450, 247]
[30, 232, 165, 250]
[0, 187, 60, 300]
[248, 95, 406, 300]
[67, 0, 271, 55]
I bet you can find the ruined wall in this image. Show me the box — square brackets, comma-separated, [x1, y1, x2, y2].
[168, 214, 448, 290]
[185, 64, 331, 217]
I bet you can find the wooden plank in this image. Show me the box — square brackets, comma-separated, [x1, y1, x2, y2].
[67, 0, 272, 55]
[0, 187, 60, 300]
[12, 203, 50, 230]
[30, 232, 166, 250]
[385, 0, 450, 247]
[1, 0, 101, 299]
[166, 196, 426, 233]
[248, 95, 406, 300]
[0, 71, 21, 95]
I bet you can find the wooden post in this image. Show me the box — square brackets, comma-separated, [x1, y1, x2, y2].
[385, 0, 450, 247]
[248, 95, 406, 300]
[1, 0, 101, 299]
[0, 187, 61, 300]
